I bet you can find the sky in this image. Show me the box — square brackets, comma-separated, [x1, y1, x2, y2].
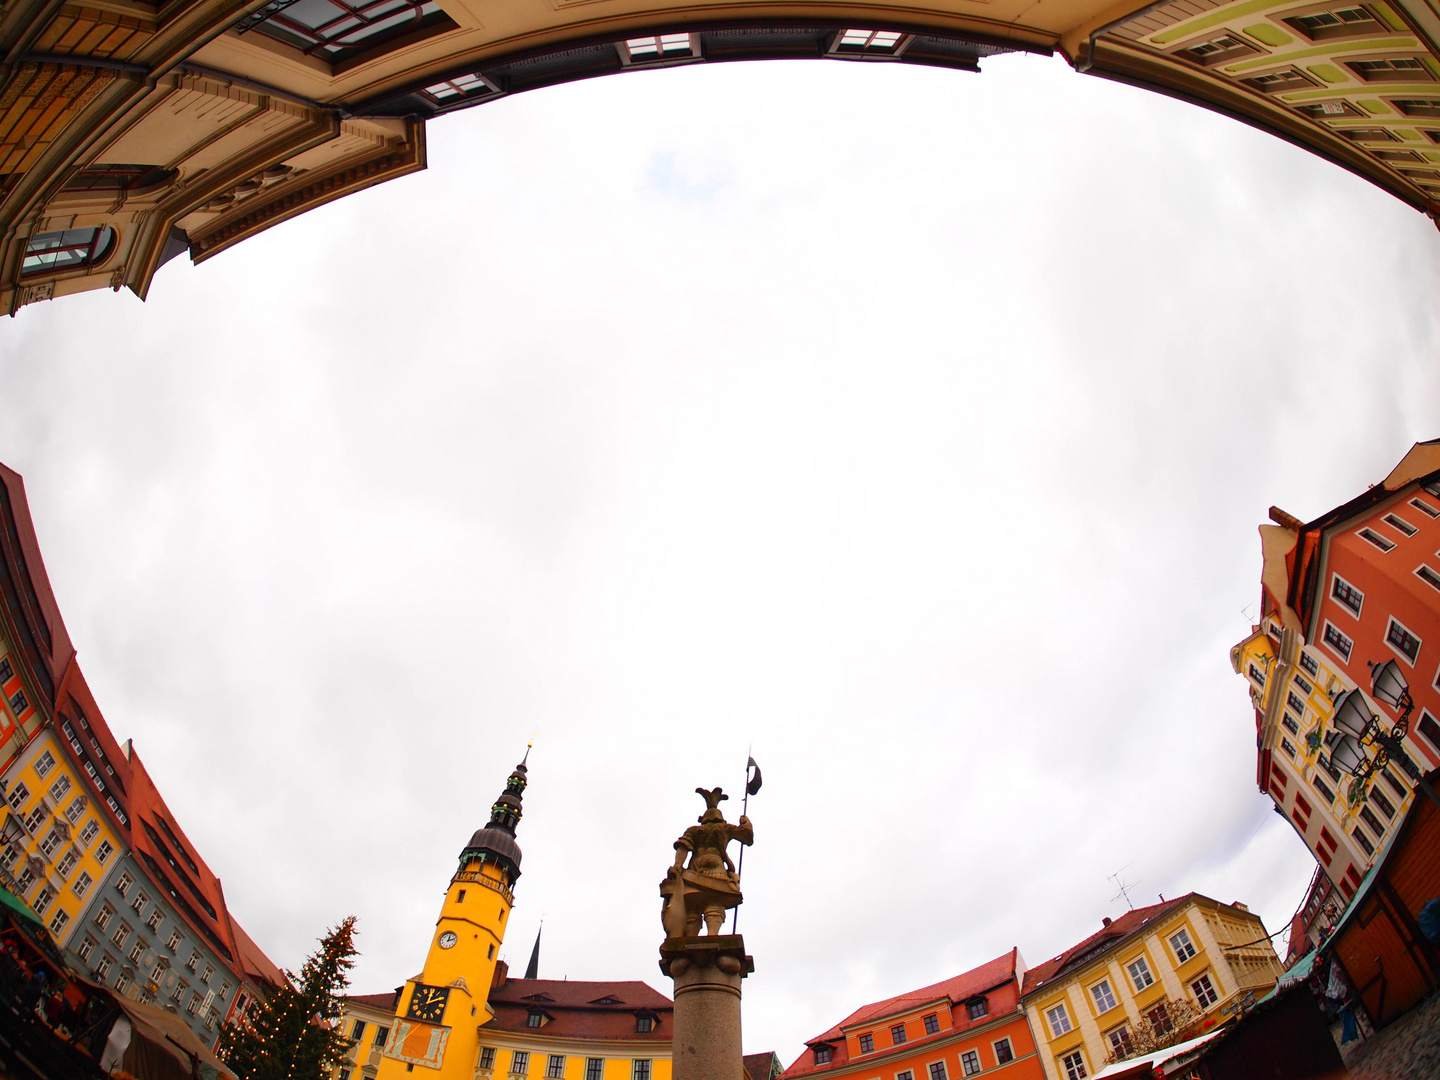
[3, 48, 1440, 1062]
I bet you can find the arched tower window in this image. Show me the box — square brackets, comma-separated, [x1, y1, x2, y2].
[22, 227, 116, 275]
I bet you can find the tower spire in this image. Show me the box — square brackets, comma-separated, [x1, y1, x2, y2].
[458, 747, 531, 882]
[524, 922, 542, 980]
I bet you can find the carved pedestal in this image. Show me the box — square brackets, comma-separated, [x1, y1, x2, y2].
[660, 936, 754, 1080]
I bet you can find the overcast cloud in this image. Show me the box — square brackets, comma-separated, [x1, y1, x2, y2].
[2, 51, 1439, 1061]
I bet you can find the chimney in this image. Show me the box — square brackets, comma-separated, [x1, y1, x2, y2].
[1231, 902, 1249, 912]
[1268, 507, 1304, 531]
[492, 960, 509, 989]
[1102, 917, 1112, 927]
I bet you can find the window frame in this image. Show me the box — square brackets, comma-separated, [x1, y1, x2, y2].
[1330, 573, 1364, 616]
[1358, 526, 1396, 551]
[1190, 972, 1219, 1009]
[20, 227, 117, 277]
[1169, 927, 1198, 963]
[1060, 1049, 1088, 1080]
[546, 1055, 567, 1079]
[1322, 620, 1355, 662]
[959, 1050, 981, 1077]
[1281, 4, 1387, 41]
[1126, 955, 1155, 991]
[992, 1038, 1013, 1065]
[1385, 615, 1422, 664]
[1045, 1001, 1072, 1037]
[1090, 978, 1118, 1013]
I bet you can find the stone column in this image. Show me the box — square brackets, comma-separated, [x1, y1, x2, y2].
[661, 935, 754, 1080]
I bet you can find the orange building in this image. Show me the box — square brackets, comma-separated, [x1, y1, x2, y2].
[782, 950, 1044, 1080]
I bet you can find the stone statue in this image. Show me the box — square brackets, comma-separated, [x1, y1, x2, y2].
[660, 787, 754, 938]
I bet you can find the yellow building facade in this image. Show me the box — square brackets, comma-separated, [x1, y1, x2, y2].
[1019, 894, 1283, 1080]
[0, 725, 127, 949]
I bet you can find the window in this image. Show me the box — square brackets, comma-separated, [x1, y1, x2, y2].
[97, 953, 114, 979]
[39, 829, 62, 857]
[1046, 1002, 1072, 1037]
[146, 909, 163, 933]
[1060, 1050, 1087, 1080]
[1348, 57, 1431, 83]
[111, 922, 129, 948]
[1243, 67, 1315, 93]
[584, 1059, 602, 1080]
[0, 657, 9, 682]
[1359, 804, 1386, 837]
[993, 1039, 1013, 1065]
[184, 950, 199, 973]
[64, 797, 85, 824]
[960, 1051, 980, 1077]
[49, 775, 70, 801]
[1323, 622, 1354, 661]
[1127, 956, 1154, 990]
[832, 28, 906, 54]
[1178, 33, 1258, 65]
[187, 992, 202, 1016]
[6, 781, 28, 810]
[115, 871, 132, 895]
[8, 690, 27, 717]
[632, 1062, 651, 1080]
[813, 1047, 833, 1065]
[1248, 662, 1267, 687]
[636, 1014, 654, 1032]
[1332, 573, 1369, 617]
[1383, 513, 1419, 536]
[966, 999, 988, 1020]
[1191, 973, 1219, 1008]
[897, 1072, 914, 1080]
[1169, 928, 1197, 963]
[1312, 774, 1335, 804]
[1382, 768, 1408, 798]
[131, 891, 147, 916]
[1106, 1025, 1133, 1058]
[1405, 98, 1440, 116]
[24, 806, 46, 833]
[512, 1052, 531, 1075]
[1287, 690, 1308, 717]
[374, 1025, 390, 1050]
[33, 751, 54, 778]
[1091, 979, 1118, 1012]
[480, 1049, 498, 1072]
[548, 1056, 566, 1079]
[1283, 715, 1300, 737]
[891, 1024, 907, 1045]
[1352, 826, 1375, 855]
[422, 72, 500, 104]
[1282, 737, 1297, 759]
[1145, 1004, 1173, 1035]
[32, 886, 53, 916]
[239, 0, 454, 63]
[1287, 6, 1384, 39]
[114, 969, 132, 993]
[620, 34, 698, 64]
[927, 1062, 946, 1080]
[1387, 617, 1422, 663]
[95, 839, 113, 864]
[924, 1014, 940, 1034]
[127, 938, 144, 963]
[167, 928, 182, 951]
[1359, 527, 1396, 551]
[76, 934, 97, 963]
[94, 903, 114, 931]
[14, 865, 34, 894]
[49, 909, 69, 936]
[73, 870, 92, 898]
[1370, 786, 1397, 819]
[859, 1034, 874, 1053]
[1300, 651, 1319, 677]
[1417, 565, 1440, 593]
[1294, 675, 1314, 695]
[56, 848, 78, 877]
[1420, 710, 1440, 751]
[1411, 497, 1440, 518]
[0, 844, 16, 872]
[526, 1011, 543, 1029]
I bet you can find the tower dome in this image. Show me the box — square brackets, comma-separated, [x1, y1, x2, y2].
[458, 749, 529, 881]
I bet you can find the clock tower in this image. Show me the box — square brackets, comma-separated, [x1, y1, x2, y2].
[377, 751, 531, 1078]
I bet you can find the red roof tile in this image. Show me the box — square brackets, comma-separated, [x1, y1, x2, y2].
[347, 991, 402, 1013]
[483, 977, 672, 1041]
[745, 1052, 781, 1080]
[1019, 896, 1192, 998]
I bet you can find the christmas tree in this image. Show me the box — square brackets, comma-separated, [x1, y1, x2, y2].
[218, 916, 359, 1080]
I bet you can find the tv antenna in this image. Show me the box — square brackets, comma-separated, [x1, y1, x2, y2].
[1110, 865, 1141, 911]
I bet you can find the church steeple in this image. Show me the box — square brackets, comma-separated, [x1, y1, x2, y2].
[524, 922, 542, 980]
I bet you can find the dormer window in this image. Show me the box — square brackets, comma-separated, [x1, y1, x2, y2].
[22, 227, 116, 276]
[813, 1044, 834, 1065]
[966, 998, 988, 1020]
[527, 1010, 544, 1028]
[618, 34, 699, 65]
[593, 995, 622, 1005]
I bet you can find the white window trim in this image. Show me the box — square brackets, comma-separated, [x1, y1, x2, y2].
[1321, 620, 1354, 663]
[1089, 979, 1118, 1013]
[1330, 572, 1364, 618]
[1045, 1001, 1072, 1037]
[924, 1059, 948, 1080]
[1410, 497, 1439, 518]
[958, 1049, 982, 1077]
[617, 33, 701, 66]
[1383, 512, 1418, 536]
[1385, 615, 1422, 666]
[1126, 955, 1155, 991]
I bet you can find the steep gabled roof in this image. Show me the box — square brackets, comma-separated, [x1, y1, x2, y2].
[483, 978, 672, 1040]
[1020, 896, 1191, 997]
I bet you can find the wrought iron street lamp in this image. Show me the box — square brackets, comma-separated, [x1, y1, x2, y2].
[1321, 663, 1439, 810]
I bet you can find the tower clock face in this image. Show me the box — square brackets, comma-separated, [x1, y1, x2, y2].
[406, 984, 450, 1023]
[438, 931, 457, 949]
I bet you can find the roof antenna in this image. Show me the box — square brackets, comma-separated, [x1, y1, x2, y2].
[1109, 866, 1140, 912]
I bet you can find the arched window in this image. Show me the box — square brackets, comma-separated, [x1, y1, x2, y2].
[22, 227, 116, 275]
